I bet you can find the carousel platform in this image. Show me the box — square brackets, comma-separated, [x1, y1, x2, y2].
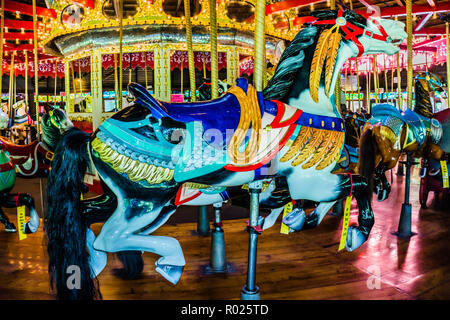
[0, 165, 449, 300]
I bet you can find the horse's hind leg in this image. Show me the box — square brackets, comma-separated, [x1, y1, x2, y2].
[282, 200, 337, 232]
[338, 174, 374, 252]
[93, 199, 185, 285]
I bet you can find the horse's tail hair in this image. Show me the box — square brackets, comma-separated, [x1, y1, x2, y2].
[45, 127, 101, 300]
[114, 251, 144, 280]
[358, 128, 376, 198]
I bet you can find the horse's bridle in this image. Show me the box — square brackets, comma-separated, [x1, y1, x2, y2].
[414, 72, 443, 92]
[311, 10, 389, 57]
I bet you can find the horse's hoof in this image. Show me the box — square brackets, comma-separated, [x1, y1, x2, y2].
[377, 189, 388, 202]
[24, 223, 33, 234]
[4, 222, 17, 233]
[345, 226, 368, 252]
[155, 262, 184, 285]
[282, 208, 306, 232]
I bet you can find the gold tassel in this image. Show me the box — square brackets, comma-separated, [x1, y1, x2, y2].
[325, 28, 341, 96]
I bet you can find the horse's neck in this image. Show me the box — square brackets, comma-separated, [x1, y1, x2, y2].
[287, 43, 354, 118]
[414, 81, 433, 116]
[15, 106, 26, 117]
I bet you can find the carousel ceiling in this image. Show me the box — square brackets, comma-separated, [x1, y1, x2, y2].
[1, 0, 450, 64]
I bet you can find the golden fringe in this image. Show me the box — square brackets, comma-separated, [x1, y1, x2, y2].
[184, 182, 211, 189]
[227, 85, 262, 165]
[280, 126, 313, 162]
[292, 129, 325, 166]
[302, 130, 340, 169]
[91, 138, 174, 185]
[325, 29, 341, 96]
[316, 131, 345, 170]
[281, 127, 345, 170]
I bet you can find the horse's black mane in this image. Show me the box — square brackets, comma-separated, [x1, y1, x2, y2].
[263, 9, 367, 101]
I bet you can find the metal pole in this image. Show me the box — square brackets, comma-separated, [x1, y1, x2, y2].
[119, 0, 123, 109]
[203, 202, 234, 274]
[253, 0, 265, 91]
[197, 205, 210, 236]
[395, 154, 417, 238]
[209, 0, 218, 99]
[356, 58, 361, 112]
[406, 0, 413, 109]
[397, 52, 402, 110]
[0, 0, 4, 99]
[184, 0, 196, 101]
[446, 22, 449, 104]
[241, 181, 262, 300]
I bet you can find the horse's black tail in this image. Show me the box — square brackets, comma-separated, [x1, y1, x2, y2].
[358, 129, 376, 198]
[45, 127, 101, 300]
[114, 251, 144, 280]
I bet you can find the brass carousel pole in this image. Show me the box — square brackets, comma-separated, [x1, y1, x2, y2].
[367, 62, 371, 113]
[184, 0, 196, 102]
[32, 0, 44, 217]
[54, 59, 57, 108]
[8, 52, 14, 117]
[446, 21, 449, 105]
[118, 0, 124, 109]
[209, 0, 218, 100]
[396, 0, 415, 239]
[0, 0, 4, 101]
[383, 55, 389, 103]
[397, 52, 402, 109]
[406, 1, 413, 109]
[114, 53, 119, 110]
[372, 54, 379, 104]
[331, 0, 341, 109]
[356, 57, 361, 113]
[241, 0, 265, 301]
[25, 54, 29, 109]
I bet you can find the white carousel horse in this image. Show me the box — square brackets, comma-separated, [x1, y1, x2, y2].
[45, 9, 407, 299]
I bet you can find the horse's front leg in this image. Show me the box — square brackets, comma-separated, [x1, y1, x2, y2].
[374, 165, 391, 201]
[1, 192, 39, 233]
[0, 207, 16, 232]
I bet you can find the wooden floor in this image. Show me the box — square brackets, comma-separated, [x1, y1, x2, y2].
[0, 166, 449, 300]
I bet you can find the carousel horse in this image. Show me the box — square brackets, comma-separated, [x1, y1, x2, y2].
[198, 78, 231, 101]
[10, 100, 34, 145]
[336, 110, 369, 172]
[419, 107, 450, 208]
[359, 71, 446, 202]
[45, 9, 407, 299]
[0, 106, 72, 233]
[83, 177, 292, 280]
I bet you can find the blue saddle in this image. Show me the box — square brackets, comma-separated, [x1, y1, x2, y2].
[370, 103, 428, 147]
[128, 79, 261, 134]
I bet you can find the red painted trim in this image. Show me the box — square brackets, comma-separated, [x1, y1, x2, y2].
[4, 19, 43, 30]
[0, 161, 15, 173]
[266, 0, 326, 15]
[355, 2, 450, 18]
[2, 32, 40, 41]
[175, 187, 202, 206]
[270, 100, 303, 129]
[4, 0, 57, 19]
